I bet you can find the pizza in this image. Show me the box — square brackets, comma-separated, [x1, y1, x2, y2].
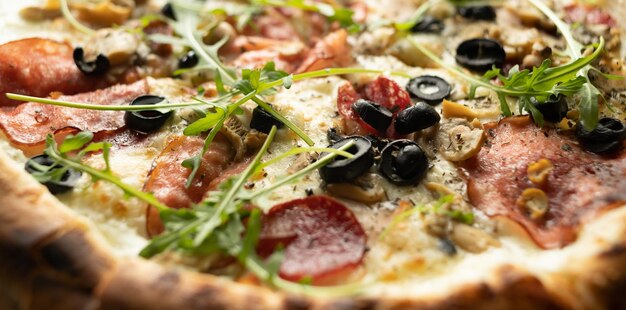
[1, 0, 625, 308]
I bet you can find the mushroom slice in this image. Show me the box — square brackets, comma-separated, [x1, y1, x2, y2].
[74, 0, 133, 27]
[326, 173, 387, 204]
[451, 223, 501, 253]
[83, 29, 140, 66]
[436, 118, 486, 162]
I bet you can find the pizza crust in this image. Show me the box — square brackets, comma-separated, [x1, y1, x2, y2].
[1, 145, 625, 309]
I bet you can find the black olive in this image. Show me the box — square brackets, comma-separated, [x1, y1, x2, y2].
[73, 47, 109, 76]
[320, 136, 374, 183]
[161, 2, 177, 20]
[363, 135, 390, 154]
[380, 139, 428, 185]
[529, 95, 568, 123]
[438, 238, 457, 256]
[455, 38, 506, 72]
[394, 102, 441, 135]
[25, 154, 82, 195]
[575, 118, 626, 154]
[457, 6, 496, 21]
[410, 16, 444, 33]
[250, 105, 284, 134]
[327, 128, 344, 144]
[352, 99, 393, 133]
[405, 75, 451, 105]
[124, 95, 172, 134]
[178, 50, 199, 69]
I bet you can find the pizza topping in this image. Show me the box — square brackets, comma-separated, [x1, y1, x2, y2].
[352, 99, 393, 133]
[177, 50, 199, 69]
[405, 75, 451, 105]
[258, 195, 366, 284]
[455, 38, 506, 72]
[124, 95, 172, 134]
[465, 117, 626, 248]
[320, 136, 374, 184]
[457, 5, 496, 21]
[529, 95, 568, 123]
[161, 2, 176, 21]
[24, 154, 83, 195]
[394, 102, 441, 135]
[0, 38, 110, 107]
[450, 223, 500, 254]
[436, 118, 485, 162]
[575, 117, 625, 154]
[336, 76, 412, 136]
[379, 139, 428, 185]
[527, 158, 554, 186]
[410, 16, 444, 34]
[325, 173, 386, 204]
[517, 188, 549, 220]
[250, 104, 285, 134]
[73, 47, 110, 76]
[0, 80, 149, 151]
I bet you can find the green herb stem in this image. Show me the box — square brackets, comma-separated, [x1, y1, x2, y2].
[255, 146, 354, 171]
[5, 93, 229, 111]
[245, 140, 356, 200]
[257, 68, 411, 93]
[192, 126, 278, 246]
[59, 0, 95, 35]
[46, 143, 169, 212]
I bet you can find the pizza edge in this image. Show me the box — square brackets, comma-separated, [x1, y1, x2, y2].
[1, 149, 625, 310]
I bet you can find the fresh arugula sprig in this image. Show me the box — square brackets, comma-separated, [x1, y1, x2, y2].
[40, 132, 169, 212]
[405, 21, 604, 127]
[403, 0, 609, 128]
[141, 126, 356, 257]
[251, 0, 360, 32]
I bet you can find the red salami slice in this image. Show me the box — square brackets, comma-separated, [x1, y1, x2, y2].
[336, 76, 411, 137]
[464, 117, 626, 248]
[144, 134, 236, 236]
[258, 196, 366, 284]
[0, 38, 110, 107]
[0, 80, 149, 155]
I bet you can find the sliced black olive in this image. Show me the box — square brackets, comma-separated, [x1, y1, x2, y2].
[363, 135, 390, 154]
[327, 128, 344, 144]
[410, 16, 444, 33]
[455, 38, 505, 72]
[178, 50, 199, 69]
[352, 99, 393, 133]
[25, 154, 82, 195]
[161, 2, 177, 20]
[320, 136, 374, 183]
[575, 118, 626, 154]
[405, 75, 451, 105]
[250, 105, 284, 134]
[73, 47, 109, 76]
[394, 102, 441, 135]
[457, 6, 496, 21]
[124, 95, 172, 134]
[380, 139, 428, 185]
[529, 95, 568, 123]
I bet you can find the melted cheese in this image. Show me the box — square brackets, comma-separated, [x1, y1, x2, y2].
[1, 0, 626, 302]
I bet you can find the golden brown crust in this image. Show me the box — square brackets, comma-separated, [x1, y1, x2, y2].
[0, 147, 625, 309]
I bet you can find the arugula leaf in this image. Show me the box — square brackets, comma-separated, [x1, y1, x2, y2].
[41, 134, 169, 212]
[58, 131, 94, 153]
[252, 0, 359, 30]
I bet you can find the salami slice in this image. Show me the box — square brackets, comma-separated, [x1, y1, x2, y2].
[258, 196, 367, 284]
